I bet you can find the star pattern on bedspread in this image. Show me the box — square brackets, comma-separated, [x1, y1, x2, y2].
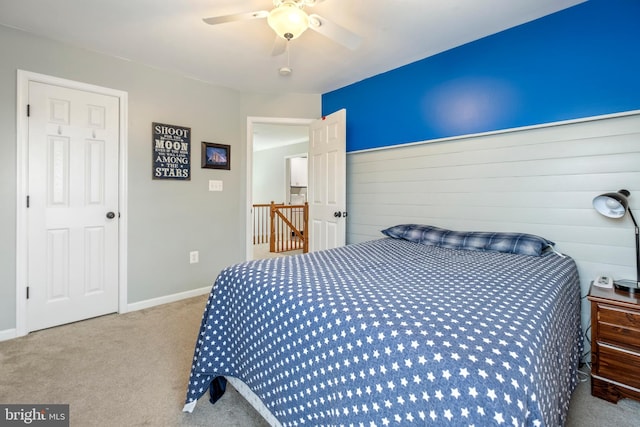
[185, 238, 582, 426]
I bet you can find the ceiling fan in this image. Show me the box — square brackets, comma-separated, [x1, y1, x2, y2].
[202, 0, 362, 55]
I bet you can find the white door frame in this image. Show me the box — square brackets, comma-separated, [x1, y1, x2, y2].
[15, 70, 129, 337]
[245, 116, 313, 261]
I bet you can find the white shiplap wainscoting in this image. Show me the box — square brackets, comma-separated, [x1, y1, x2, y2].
[346, 111, 640, 350]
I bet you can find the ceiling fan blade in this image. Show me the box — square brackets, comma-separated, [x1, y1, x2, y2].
[271, 36, 287, 56]
[203, 10, 268, 26]
[308, 14, 361, 50]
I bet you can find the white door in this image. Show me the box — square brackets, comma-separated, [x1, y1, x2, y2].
[308, 109, 347, 251]
[27, 81, 120, 332]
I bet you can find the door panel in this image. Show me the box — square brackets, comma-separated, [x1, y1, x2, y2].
[47, 229, 70, 301]
[84, 226, 106, 294]
[308, 109, 346, 251]
[27, 81, 119, 332]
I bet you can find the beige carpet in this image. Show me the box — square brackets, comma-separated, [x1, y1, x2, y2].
[0, 294, 638, 426]
[253, 243, 302, 260]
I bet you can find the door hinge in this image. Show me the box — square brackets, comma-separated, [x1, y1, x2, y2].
[26, 195, 30, 208]
[26, 286, 30, 299]
[27, 104, 30, 117]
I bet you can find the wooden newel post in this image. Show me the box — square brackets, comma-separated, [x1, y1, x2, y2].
[269, 201, 276, 253]
[303, 201, 309, 253]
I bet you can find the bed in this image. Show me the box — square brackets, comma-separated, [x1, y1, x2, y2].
[183, 225, 583, 426]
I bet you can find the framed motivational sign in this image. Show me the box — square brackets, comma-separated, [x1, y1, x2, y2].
[152, 122, 191, 180]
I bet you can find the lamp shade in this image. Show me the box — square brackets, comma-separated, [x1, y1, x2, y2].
[267, 1, 309, 40]
[593, 189, 630, 218]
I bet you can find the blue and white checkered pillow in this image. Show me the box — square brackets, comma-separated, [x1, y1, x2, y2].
[381, 224, 554, 256]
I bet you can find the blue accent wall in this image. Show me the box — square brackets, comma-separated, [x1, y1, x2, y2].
[322, 0, 640, 152]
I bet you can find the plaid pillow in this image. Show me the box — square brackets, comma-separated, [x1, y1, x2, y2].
[381, 224, 446, 243]
[381, 224, 554, 256]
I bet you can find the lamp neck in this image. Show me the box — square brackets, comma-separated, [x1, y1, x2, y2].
[630, 208, 640, 286]
[628, 207, 638, 229]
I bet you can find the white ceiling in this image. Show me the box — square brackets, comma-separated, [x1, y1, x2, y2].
[253, 123, 309, 151]
[0, 0, 584, 95]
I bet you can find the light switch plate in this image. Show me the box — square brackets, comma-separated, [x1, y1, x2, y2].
[209, 180, 223, 191]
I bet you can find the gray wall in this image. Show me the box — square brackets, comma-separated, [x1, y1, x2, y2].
[0, 25, 320, 331]
[253, 142, 308, 204]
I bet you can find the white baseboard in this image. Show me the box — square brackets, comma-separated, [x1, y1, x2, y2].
[0, 328, 17, 342]
[126, 286, 211, 312]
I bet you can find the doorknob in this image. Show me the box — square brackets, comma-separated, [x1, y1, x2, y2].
[334, 211, 342, 218]
[106, 211, 116, 219]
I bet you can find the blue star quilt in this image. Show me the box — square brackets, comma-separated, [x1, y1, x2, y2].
[184, 237, 582, 426]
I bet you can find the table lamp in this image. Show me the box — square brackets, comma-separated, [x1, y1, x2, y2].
[592, 189, 640, 292]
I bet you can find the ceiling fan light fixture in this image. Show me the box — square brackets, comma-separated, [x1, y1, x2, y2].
[279, 66, 292, 76]
[267, 1, 309, 40]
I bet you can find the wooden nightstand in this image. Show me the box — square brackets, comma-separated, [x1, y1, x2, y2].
[588, 284, 640, 403]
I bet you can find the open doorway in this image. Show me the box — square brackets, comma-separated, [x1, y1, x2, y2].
[246, 117, 312, 261]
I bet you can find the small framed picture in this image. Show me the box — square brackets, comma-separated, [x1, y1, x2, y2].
[201, 142, 230, 170]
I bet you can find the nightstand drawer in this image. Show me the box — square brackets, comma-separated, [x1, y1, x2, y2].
[598, 344, 640, 390]
[597, 304, 640, 352]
